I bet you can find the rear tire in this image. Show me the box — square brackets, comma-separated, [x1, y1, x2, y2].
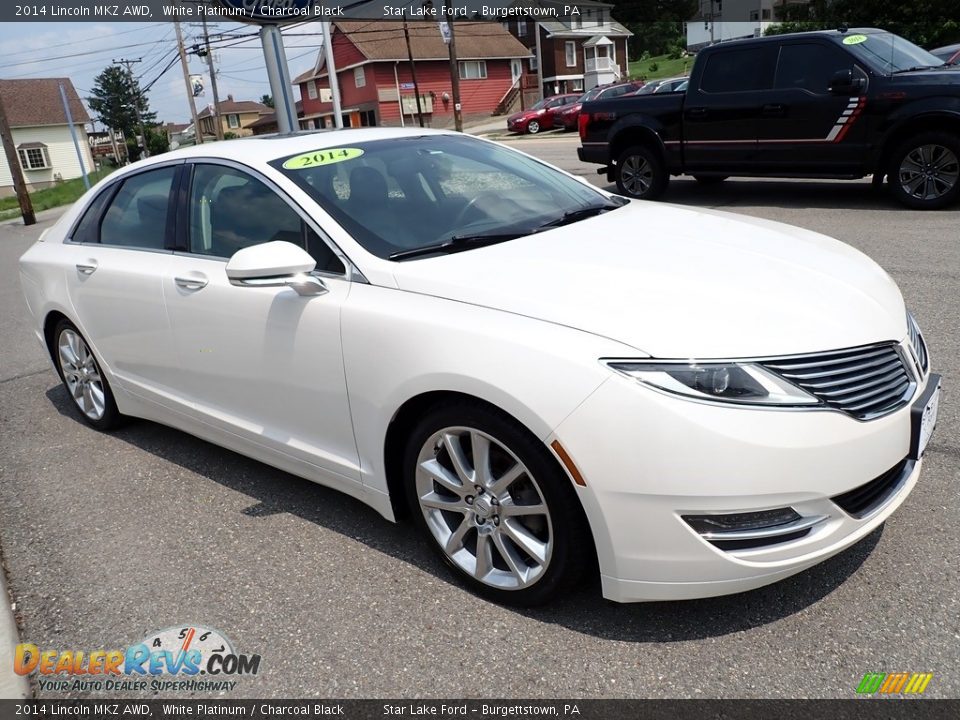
[404, 401, 593, 606]
[615, 144, 668, 200]
[51, 319, 122, 431]
[887, 131, 960, 209]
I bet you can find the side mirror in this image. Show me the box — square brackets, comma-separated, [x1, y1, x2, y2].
[225, 241, 326, 297]
[829, 69, 866, 95]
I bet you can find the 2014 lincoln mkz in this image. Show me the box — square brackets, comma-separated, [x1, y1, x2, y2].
[19, 129, 940, 605]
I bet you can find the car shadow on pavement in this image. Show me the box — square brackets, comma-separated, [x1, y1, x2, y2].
[46, 384, 882, 643]
[607, 178, 912, 212]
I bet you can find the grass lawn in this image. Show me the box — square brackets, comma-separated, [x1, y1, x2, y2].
[0, 167, 115, 221]
[627, 53, 695, 81]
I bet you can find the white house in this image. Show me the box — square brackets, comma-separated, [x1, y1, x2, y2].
[0, 78, 95, 197]
[686, 1, 812, 50]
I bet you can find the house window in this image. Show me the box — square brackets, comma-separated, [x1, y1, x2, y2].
[17, 144, 50, 170]
[572, 78, 584, 91]
[565, 41, 577, 68]
[517, 19, 527, 36]
[307, 80, 318, 100]
[529, 54, 538, 71]
[354, 66, 366, 88]
[227, 114, 240, 129]
[458, 60, 488, 80]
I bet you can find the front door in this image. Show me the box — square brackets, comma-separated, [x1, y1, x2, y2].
[755, 41, 870, 173]
[162, 161, 360, 482]
[683, 44, 776, 171]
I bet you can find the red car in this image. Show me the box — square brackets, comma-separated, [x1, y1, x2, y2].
[558, 81, 645, 131]
[506, 93, 580, 134]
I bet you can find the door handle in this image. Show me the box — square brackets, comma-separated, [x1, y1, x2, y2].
[174, 275, 208, 291]
[76, 261, 97, 275]
[687, 107, 708, 118]
[762, 103, 786, 117]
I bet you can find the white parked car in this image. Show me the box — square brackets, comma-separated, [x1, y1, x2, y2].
[19, 129, 940, 605]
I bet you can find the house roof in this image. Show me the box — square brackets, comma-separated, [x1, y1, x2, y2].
[540, 20, 632, 38]
[0, 78, 90, 128]
[197, 99, 271, 119]
[294, 21, 531, 83]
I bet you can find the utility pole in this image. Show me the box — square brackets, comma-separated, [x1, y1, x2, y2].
[174, 20, 203, 144]
[0, 92, 36, 225]
[113, 57, 149, 159]
[402, 19, 425, 128]
[443, 0, 463, 132]
[201, 18, 224, 140]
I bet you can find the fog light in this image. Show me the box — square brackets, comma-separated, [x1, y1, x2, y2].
[683, 508, 801, 535]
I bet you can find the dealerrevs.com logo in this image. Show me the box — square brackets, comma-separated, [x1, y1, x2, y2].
[14, 625, 261, 693]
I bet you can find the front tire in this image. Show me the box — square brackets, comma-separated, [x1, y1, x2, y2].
[52, 319, 122, 431]
[404, 402, 593, 606]
[615, 144, 668, 200]
[527, 120, 541, 135]
[888, 132, 960, 209]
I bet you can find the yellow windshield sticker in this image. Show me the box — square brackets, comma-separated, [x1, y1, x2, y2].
[282, 148, 364, 170]
[843, 34, 868, 45]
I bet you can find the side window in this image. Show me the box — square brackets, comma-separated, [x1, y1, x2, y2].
[775, 43, 856, 94]
[188, 163, 345, 274]
[700, 48, 769, 93]
[71, 185, 117, 244]
[99, 167, 177, 249]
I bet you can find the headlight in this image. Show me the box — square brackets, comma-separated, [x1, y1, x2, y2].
[605, 361, 820, 406]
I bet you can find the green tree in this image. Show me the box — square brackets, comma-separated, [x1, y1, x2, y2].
[260, 94, 274, 108]
[612, 2, 696, 57]
[765, 1, 960, 49]
[87, 65, 157, 153]
[146, 127, 169, 156]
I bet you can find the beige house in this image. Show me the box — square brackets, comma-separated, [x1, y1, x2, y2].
[0, 78, 95, 197]
[197, 96, 272, 139]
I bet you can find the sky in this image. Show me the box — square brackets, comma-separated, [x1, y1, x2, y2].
[0, 22, 326, 127]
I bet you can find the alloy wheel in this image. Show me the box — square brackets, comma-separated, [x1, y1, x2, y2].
[620, 154, 653, 196]
[527, 120, 540, 134]
[898, 144, 960, 201]
[415, 426, 553, 590]
[58, 329, 106, 421]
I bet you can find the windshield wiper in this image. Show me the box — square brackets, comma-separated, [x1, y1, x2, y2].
[533, 201, 625, 231]
[389, 233, 523, 261]
[892, 64, 943, 73]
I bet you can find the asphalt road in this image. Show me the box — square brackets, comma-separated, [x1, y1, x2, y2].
[1, 138, 958, 699]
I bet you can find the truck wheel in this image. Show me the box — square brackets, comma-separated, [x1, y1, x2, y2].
[888, 132, 960, 209]
[615, 145, 668, 200]
[694, 175, 728, 185]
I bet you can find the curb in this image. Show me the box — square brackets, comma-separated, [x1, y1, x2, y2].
[0, 558, 29, 699]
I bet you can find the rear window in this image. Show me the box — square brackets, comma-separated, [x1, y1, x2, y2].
[700, 48, 770, 93]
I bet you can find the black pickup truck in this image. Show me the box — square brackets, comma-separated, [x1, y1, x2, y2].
[578, 28, 960, 209]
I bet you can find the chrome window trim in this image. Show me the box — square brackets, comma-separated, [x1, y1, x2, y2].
[179, 157, 365, 283]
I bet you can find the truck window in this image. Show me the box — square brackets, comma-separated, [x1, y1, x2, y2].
[774, 43, 855, 94]
[699, 48, 769, 93]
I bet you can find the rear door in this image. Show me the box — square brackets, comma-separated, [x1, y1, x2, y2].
[683, 44, 776, 171]
[755, 40, 870, 172]
[62, 163, 183, 401]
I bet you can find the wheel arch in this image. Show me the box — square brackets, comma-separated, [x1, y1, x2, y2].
[609, 124, 667, 170]
[876, 111, 960, 174]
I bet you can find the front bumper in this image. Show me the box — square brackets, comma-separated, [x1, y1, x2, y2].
[550, 368, 935, 602]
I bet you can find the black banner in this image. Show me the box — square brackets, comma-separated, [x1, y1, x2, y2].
[2, 700, 960, 720]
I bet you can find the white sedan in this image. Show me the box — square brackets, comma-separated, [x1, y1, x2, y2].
[19, 129, 940, 605]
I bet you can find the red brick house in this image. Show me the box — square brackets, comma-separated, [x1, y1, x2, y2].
[293, 21, 532, 129]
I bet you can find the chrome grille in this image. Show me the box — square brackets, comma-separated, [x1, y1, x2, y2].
[760, 344, 912, 420]
[907, 314, 928, 373]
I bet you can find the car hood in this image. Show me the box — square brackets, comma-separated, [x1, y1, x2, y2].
[508, 110, 541, 122]
[390, 202, 906, 358]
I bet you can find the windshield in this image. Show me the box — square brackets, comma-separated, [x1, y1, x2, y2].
[529, 97, 551, 111]
[842, 32, 944, 74]
[579, 88, 603, 102]
[271, 135, 614, 260]
[634, 83, 660, 95]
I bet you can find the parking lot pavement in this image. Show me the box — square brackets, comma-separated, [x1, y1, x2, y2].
[1, 146, 958, 700]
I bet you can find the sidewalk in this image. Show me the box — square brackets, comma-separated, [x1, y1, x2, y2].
[0, 560, 29, 698]
[1, 206, 68, 227]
